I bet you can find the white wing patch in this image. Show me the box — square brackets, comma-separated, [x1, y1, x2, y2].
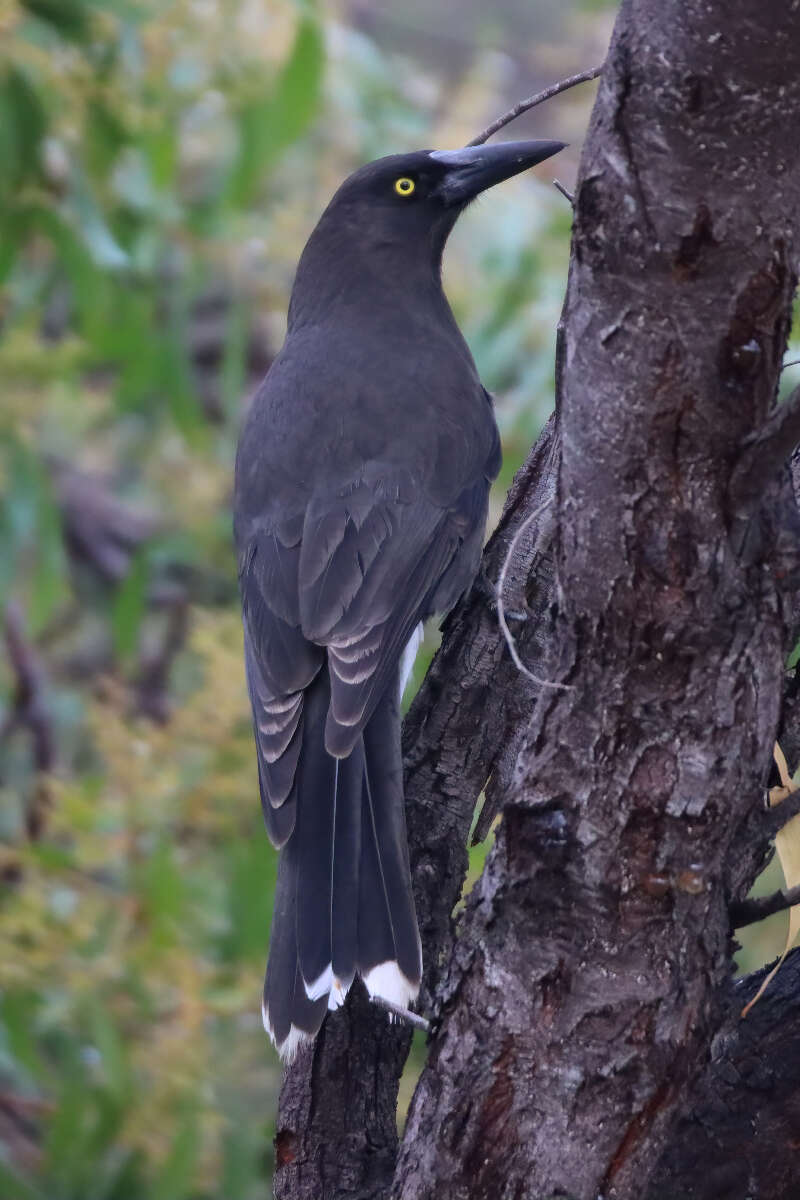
[399, 623, 423, 700]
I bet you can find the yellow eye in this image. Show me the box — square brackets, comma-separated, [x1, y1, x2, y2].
[394, 177, 415, 197]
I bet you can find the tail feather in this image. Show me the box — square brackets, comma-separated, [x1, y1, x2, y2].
[330, 744, 363, 990]
[293, 672, 337, 993]
[261, 663, 421, 1061]
[359, 687, 421, 987]
[262, 842, 327, 1055]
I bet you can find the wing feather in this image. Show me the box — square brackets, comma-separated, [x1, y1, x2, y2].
[241, 463, 489, 783]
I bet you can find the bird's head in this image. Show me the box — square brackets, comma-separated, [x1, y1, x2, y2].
[289, 139, 566, 326]
[323, 139, 566, 250]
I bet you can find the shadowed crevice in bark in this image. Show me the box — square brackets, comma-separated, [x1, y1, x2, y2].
[648, 947, 800, 1200]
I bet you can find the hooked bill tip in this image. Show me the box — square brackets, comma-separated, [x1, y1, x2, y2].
[429, 139, 568, 203]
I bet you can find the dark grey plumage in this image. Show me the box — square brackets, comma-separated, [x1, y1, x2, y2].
[234, 139, 565, 1058]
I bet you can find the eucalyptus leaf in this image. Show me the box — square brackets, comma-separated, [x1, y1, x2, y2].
[19, 0, 91, 42]
[1, 65, 47, 191]
[227, 18, 324, 206]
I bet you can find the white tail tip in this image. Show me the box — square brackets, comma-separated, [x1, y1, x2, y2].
[262, 998, 314, 1063]
[363, 961, 419, 1009]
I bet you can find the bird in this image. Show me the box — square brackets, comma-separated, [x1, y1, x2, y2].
[234, 137, 565, 1060]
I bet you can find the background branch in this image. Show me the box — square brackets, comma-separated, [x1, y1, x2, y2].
[468, 63, 604, 146]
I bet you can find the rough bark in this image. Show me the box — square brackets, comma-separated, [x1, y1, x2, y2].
[393, 2, 800, 1198]
[648, 946, 800, 1200]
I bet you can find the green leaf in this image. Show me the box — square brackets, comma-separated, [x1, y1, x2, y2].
[141, 125, 178, 192]
[0, 441, 68, 631]
[220, 1126, 258, 1200]
[151, 1110, 199, 1200]
[95, 1148, 147, 1200]
[1, 991, 44, 1081]
[85, 99, 130, 178]
[0, 1161, 44, 1200]
[30, 462, 67, 632]
[0, 65, 47, 193]
[227, 18, 324, 205]
[41, 1048, 92, 1189]
[20, 203, 100, 322]
[19, 0, 91, 42]
[788, 640, 800, 670]
[0, 210, 24, 281]
[65, 169, 129, 271]
[85, 999, 132, 1105]
[111, 548, 149, 664]
[137, 839, 186, 951]
[220, 835, 275, 962]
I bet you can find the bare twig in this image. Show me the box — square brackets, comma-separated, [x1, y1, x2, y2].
[496, 497, 571, 691]
[135, 597, 190, 723]
[553, 179, 575, 204]
[2, 604, 55, 773]
[783, 358, 800, 371]
[730, 881, 800, 928]
[2, 603, 56, 839]
[468, 63, 604, 147]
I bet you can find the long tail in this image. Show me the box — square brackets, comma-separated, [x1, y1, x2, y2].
[262, 665, 422, 1061]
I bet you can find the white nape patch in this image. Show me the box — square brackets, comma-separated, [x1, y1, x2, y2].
[399, 624, 423, 700]
[363, 961, 419, 1009]
[262, 999, 313, 1064]
[327, 975, 351, 1011]
[303, 964, 333, 1001]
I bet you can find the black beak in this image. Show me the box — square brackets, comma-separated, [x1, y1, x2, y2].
[430, 139, 567, 205]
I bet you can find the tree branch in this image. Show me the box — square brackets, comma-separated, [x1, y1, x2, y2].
[468, 63, 604, 146]
[2, 603, 56, 840]
[730, 880, 800, 928]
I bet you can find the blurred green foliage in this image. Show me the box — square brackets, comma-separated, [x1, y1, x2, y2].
[3, 0, 792, 1195]
[0, 1, 575, 1192]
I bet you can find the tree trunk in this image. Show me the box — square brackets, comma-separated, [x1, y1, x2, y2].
[274, 1, 800, 1197]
